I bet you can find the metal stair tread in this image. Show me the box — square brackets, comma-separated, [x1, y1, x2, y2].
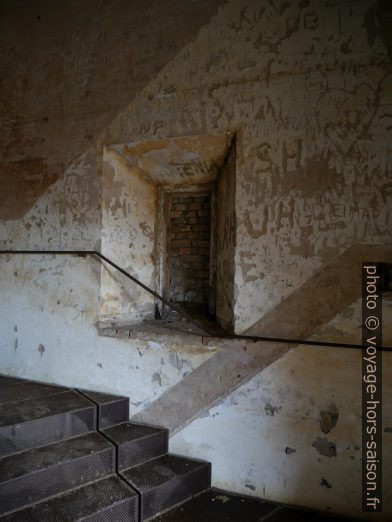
[0, 431, 113, 483]
[121, 453, 210, 492]
[0, 382, 69, 406]
[0, 390, 94, 428]
[102, 421, 167, 444]
[1, 475, 138, 521]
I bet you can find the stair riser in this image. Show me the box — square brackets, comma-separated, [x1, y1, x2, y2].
[77, 390, 129, 429]
[0, 407, 96, 458]
[97, 399, 129, 429]
[0, 448, 115, 515]
[135, 464, 211, 521]
[117, 432, 168, 470]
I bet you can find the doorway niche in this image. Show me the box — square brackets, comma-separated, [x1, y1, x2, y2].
[100, 133, 236, 332]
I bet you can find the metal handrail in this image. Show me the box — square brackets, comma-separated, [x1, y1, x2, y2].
[0, 250, 390, 351]
[0, 250, 210, 335]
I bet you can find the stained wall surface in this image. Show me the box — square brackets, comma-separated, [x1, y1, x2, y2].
[1, 1, 392, 520]
[101, 149, 157, 321]
[216, 139, 236, 329]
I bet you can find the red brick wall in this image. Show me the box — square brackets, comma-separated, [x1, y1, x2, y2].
[168, 193, 211, 303]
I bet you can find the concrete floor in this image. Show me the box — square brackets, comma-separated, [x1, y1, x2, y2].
[152, 489, 361, 521]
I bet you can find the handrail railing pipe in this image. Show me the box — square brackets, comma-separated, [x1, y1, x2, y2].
[0, 250, 390, 351]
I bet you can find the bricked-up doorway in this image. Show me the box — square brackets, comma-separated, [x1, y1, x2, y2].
[163, 189, 216, 316]
[101, 132, 235, 328]
[153, 136, 236, 331]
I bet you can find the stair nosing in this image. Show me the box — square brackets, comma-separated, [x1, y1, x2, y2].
[123, 452, 211, 469]
[103, 424, 168, 445]
[103, 419, 167, 431]
[77, 389, 129, 405]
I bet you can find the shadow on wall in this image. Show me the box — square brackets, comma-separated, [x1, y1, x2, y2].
[0, 0, 226, 220]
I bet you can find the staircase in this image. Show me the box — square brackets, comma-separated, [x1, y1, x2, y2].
[0, 375, 211, 521]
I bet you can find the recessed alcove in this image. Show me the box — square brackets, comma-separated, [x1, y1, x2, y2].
[100, 133, 236, 332]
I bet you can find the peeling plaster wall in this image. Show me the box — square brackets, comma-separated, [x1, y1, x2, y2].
[1, 0, 392, 520]
[216, 139, 236, 330]
[63, 0, 391, 336]
[170, 299, 392, 521]
[101, 149, 157, 320]
[0, 255, 215, 414]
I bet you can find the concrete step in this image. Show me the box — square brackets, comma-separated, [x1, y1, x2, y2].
[1, 475, 139, 522]
[77, 390, 129, 429]
[0, 390, 96, 457]
[121, 453, 211, 520]
[102, 421, 168, 469]
[0, 431, 115, 515]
